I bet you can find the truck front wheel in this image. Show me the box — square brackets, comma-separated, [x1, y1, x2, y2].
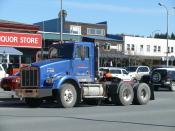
[25, 98, 42, 107]
[112, 83, 134, 106]
[58, 83, 77, 108]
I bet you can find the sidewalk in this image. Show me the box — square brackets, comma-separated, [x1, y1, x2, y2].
[0, 88, 18, 99]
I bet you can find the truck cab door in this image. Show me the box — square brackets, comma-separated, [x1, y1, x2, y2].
[73, 45, 91, 82]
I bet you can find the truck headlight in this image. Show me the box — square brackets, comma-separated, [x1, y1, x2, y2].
[12, 79, 20, 83]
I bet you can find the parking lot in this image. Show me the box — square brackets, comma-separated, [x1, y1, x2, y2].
[0, 88, 175, 131]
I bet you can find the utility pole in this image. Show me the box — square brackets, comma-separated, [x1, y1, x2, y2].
[158, 3, 169, 67]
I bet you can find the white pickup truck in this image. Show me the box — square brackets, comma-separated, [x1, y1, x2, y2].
[126, 66, 150, 81]
[0, 64, 8, 82]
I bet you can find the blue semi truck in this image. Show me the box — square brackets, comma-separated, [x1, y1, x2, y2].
[16, 42, 154, 108]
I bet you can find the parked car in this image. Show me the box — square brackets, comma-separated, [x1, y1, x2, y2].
[151, 68, 175, 91]
[126, 66, 150, 81]
[0, 72, 20, 91]
[102, 67, 132, 81]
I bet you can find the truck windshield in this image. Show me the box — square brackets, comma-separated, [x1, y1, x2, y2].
[48, 44, 74, 59]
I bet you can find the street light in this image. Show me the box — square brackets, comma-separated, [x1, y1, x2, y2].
[158, 3, 169, 67]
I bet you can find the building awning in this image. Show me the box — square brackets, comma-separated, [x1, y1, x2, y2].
[125, 55, 162, 60]
[100, 50, 127, 58]
[0, 47, 23, 55]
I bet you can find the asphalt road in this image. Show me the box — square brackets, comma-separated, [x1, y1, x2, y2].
[0, 90, 175, 131]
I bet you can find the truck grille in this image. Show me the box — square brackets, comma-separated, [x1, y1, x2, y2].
[21, 67, 39, 87]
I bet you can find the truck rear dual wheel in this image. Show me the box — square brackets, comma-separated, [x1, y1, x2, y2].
[25, 98, 42, 107]
[133, 83, 151, 105]
[112, 82, 134, 106]
[58, 83, 77, 108]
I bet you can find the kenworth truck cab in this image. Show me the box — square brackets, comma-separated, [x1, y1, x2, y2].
[16, 42, 154, 108]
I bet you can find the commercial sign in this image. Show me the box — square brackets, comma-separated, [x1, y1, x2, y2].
[0, 32, 42, 48]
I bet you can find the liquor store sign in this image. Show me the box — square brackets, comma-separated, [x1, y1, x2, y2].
[0, 32, 42, 48]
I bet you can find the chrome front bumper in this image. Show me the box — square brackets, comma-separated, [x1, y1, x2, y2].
[15, 89, 52, 98]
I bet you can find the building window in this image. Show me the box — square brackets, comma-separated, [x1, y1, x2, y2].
[70, 25, 81, 35]
[104, 43, 111, 50]
[153, 46, 157, 52]
[140, 45, 143, 52]
[111, 44, 122, 51]
[0, 55, 7, 64]
[127, 44, 130, 51]
[171, 47, 173, 53]
[87, 28, 105, 36]
[158, 46, 161, 52]
[168, 47, 170, 53]
[147, 45, 150, 52]
[118, 44, 122, 51]
[21, 56, 32, 64]
[131, 44, 135, 51]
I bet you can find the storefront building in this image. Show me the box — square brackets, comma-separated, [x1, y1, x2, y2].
[123, 35, 175, 66]
[0, 20, 42, 73]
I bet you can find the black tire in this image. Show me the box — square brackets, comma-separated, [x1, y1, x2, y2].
[133, 83, 151, 105]
[140, 75, 150, 84]
[169, 81, 175, 92]
[25, 98, 42, 107]
[58, 83, 77, 108]
[112, 82, 134, 106]
[152, 72, 161, 83]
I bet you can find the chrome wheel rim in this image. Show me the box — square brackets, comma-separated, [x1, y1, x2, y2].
[64, 89, 73, 103]
[141, 89, 147, 100]
[123, 89, 131, 101]
[171, 82, 175, 91]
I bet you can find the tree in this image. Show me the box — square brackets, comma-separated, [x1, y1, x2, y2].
[154, 33, 175, 40]
[171, 33, 175, 40]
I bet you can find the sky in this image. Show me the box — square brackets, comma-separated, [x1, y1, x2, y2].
[0, 0, 174, 37]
